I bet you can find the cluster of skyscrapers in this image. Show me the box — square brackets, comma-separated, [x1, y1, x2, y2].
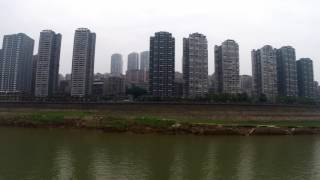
[0, 29, 318, 101]
[252, 45, 315, 101]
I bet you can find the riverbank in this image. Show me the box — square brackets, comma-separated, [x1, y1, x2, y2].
[1, 104, 320, 135]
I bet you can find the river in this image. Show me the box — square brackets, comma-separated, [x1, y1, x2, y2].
[0, 127, 319, 180]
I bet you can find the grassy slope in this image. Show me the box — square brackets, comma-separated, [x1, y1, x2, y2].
[0, 104, 320, 129]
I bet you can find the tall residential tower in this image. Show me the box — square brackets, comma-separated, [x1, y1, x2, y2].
[297, 58, 314, 98]
[252, 45, 278, 100]
[214, 40, 240, 94]
[140, 51, 150, 71]
[149, 32, 175, 97]
[35, 30, 62, 97]
[111, 53, 123, 76]
[0, 33, 34, 94]
[276, 46, 298, 97]
[127, 52, 139, 71]
[183, 33, 208, 98]
[71, 28, 96, 97]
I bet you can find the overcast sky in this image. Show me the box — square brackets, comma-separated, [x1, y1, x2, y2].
[0, 0, 319, 80]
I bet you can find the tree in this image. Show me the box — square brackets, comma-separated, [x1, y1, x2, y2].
[126, 86, 148, 99]
[258, 94, 267, 103]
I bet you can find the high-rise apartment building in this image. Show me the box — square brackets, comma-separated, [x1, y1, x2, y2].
[183, 33, 208, 98]
[140, 51, 150, 71]
[71, 28, 96, 97]
[276, 46, 298, 97]
[0, 49, 2, 64]
[35, 30, 62, 97]
[297, 58, 314, 98]
[149, 32, 175, 97]
[0, 33, 34, 94]
[127, 52, 139, 71]
[0, 49, 3, 80]
[111, 53, 123, 76]
[252, 45, 278, 100]
[214, 40, 240, 94]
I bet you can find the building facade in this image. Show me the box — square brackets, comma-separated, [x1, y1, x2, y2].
[313, 81, 320, 100]
[111, 53, 123, 76]
[92, 80, 104, 97]
[35, 30, 62, 97]
[276, 46, 298, 97]
[126, 70, 149, 83]
[240, 75, 253, 96]
[297, 58, 314, 98]
[140, 51, 150, 71]
[104, 76, 125, 96]
[252, 45, 278, 100]
[183, 33, 208, 98]
[31, 54, 38, 96]
[127, 52, 139, 71]
[149, 32, 175, 97]
[0, 33, 34, 94]
[214, 39, 240, 94]
[71, 28, 96, 97]
[174, 72, 184, 98]
[0, 49, 2, 89]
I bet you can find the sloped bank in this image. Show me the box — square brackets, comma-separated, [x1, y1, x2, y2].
[1, 111, 320, 136]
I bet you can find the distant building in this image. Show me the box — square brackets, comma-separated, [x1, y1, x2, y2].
[149, 31, 175, 97]
[126, 70, 149, 83]
[35, 30, 62, 97]
[94, 73, 107, 81]
[104, 76, 125, 96]
[0, 49, 2, 61]
[58, 80, 71, 96]
[92, 80, 104, 97]
[126, 69, 149, 92]
[127, 52, 139, 71]
[276, 46, 298, 97]
[313, 81, 320, 100]
[174, 72, 184, 98]
[31, 54, 38, 96]
[65, 74, 71, 81]
[214, 40, 240, 94]
[71, 28, 96, 97]
[183, 33, 208, 98]
[240, 75, 253, 96]
[140, 51, 150, 71]
[297, 58, 314, 98]
[0, 33, 34, 94]
[58, 74, 65, 82]
[252, 45, 278, 100]
[208, 73, 217, 94]
[0, 49, 3, 79]
[111, 53, 123, 76]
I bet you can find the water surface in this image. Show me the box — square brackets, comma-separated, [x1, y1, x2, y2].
[0, 127, 319, 180]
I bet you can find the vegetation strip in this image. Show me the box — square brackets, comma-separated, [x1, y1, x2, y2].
[1, 111, 320, 135]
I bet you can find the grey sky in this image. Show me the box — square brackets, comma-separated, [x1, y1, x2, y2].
[0, 0, 319, 81]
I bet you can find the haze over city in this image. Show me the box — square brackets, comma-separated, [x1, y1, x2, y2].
[2, 1, 320, 179]
[0, 0, 319, 80]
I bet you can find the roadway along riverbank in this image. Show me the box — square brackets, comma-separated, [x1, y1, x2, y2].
[1, 103, 320, 135]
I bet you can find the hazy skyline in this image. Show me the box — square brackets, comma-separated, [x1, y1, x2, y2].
[0, 0, 319, 80]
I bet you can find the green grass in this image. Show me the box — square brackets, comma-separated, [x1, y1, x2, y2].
[18, 111, 92, 125]
[1, 109, 320, 129]
[100, 116, 131, 129]
[134, 117, 177, 128]
[180, 119, 320, 128]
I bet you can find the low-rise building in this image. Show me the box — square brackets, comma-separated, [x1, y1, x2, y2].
[104, 76, 126, 96]
[240, 75, 253, 96]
